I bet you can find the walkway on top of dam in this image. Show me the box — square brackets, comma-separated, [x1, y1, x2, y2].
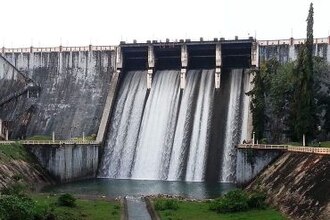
[237, 144, 330, 155]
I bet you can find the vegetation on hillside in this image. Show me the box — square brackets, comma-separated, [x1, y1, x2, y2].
[0, 142, 33, 162]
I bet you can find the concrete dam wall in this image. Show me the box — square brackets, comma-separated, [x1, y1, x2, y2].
[0, 49, 115, 139]
[26, 144, 99, 182]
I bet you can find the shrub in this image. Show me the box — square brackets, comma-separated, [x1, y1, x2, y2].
[154, 199, 179, 211]
[209, 189, 268, 214]
[0, 195, 37, 220]
[248, 191, 267, 209]
[209, 189, 249, 213]
[57, 193, 76, 207]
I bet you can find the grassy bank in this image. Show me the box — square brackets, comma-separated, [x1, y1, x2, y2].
[153, 198, 287, 220]
[0, 142, 33, 162]
[32, 194, 121, 220]
[0, 193, 122, 220]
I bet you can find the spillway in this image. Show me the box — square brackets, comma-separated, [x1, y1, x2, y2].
[98, 69, 250, 182]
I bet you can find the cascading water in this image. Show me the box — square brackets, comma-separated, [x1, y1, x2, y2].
[98, 71, 148, 179]
[131, 70, 181, 180]
[219, 69, 251, 182]
[168, 70, 214, 181]
[240, 71, 252, 144]
[99, 68, 250, 182]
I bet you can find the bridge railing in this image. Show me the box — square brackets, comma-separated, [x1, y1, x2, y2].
[258, 37, 329, 46]
[21, 140, 101, 145]
[0, 140, 100, 145]
[237, 144, 330, 155]
[237, 144, 288, 150]
[287, 146, 330, 155]
[1, 46, 116, 54]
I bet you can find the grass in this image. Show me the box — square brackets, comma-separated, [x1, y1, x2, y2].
[25, 135, 52, 140]
[0, 143, 32, 162]
[284, 141, 330, 148]
[31, 194, 121, 220]
[154, 199, 287, 220]
[310, 141, 330, 148]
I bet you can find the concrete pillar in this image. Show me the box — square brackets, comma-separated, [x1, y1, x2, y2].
[148, 45, 155, 69]
[147, 45, 155, 89]
[251, 41, 259, 67]
[52, 132, 55, 143]
[289, 45, 296, 61]
[215, 44, 222, 89]
[215, 68, 221, 89]
[82, 132, 85, 142]
[5, 129, 8, 141]
[0, 119, 2, 135]
[147, 69, 153, 89]
[116, 46, 123, 70]
[180, 44, 188, 89]
[180, 68, 187, 89]
[303, 134, 306, 147]
[327, 44, 330, 63]
[27, 90, 30, 98]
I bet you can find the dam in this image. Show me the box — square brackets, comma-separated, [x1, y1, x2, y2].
[0, 36, 329, 184]
[97, 38, 255, 182]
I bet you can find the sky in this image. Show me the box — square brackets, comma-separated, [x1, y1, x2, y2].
[1, 0, 329, 47]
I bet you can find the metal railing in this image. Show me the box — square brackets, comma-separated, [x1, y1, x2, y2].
[0, 140, 100, 145]
[1, 45, 116, 54]
[0, 141, 16, 145]
[237, 144, 330, 155]
[257, 37, 329, 46]
[238, 144, 288, 150]
[21, 140, 100, 145]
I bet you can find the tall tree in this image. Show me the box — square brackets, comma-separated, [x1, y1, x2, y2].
[290, 3, 316, 144]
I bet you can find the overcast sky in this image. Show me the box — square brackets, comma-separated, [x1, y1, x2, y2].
[1, 0, 329, 47]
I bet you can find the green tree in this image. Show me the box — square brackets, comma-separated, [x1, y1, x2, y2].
[289, 3, 317, 144]
[247, 67, 266, 141]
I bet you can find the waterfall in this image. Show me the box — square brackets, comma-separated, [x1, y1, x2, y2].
[167, 70, 214, 181]
[220, 69, 244, 182]
[99, 68, 250, 183]
[240, 71, 251, 143]
[98, 71, 148, 178]
[131, 70, 181, 180]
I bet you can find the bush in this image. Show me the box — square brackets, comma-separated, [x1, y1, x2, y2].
[248, 191, 267, 209]
[154, 199, 179, 211]
[0, 195, 37, 220]
[57, 193, 76, 207]
[209, 189, 268, 214]
[209, 189, 249, 213]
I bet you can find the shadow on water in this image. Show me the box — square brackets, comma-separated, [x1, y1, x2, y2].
[42, 178, 236, 199]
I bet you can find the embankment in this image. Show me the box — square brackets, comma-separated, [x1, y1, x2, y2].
[247, 152, 330, 220]
[0, 143, 53, 190]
